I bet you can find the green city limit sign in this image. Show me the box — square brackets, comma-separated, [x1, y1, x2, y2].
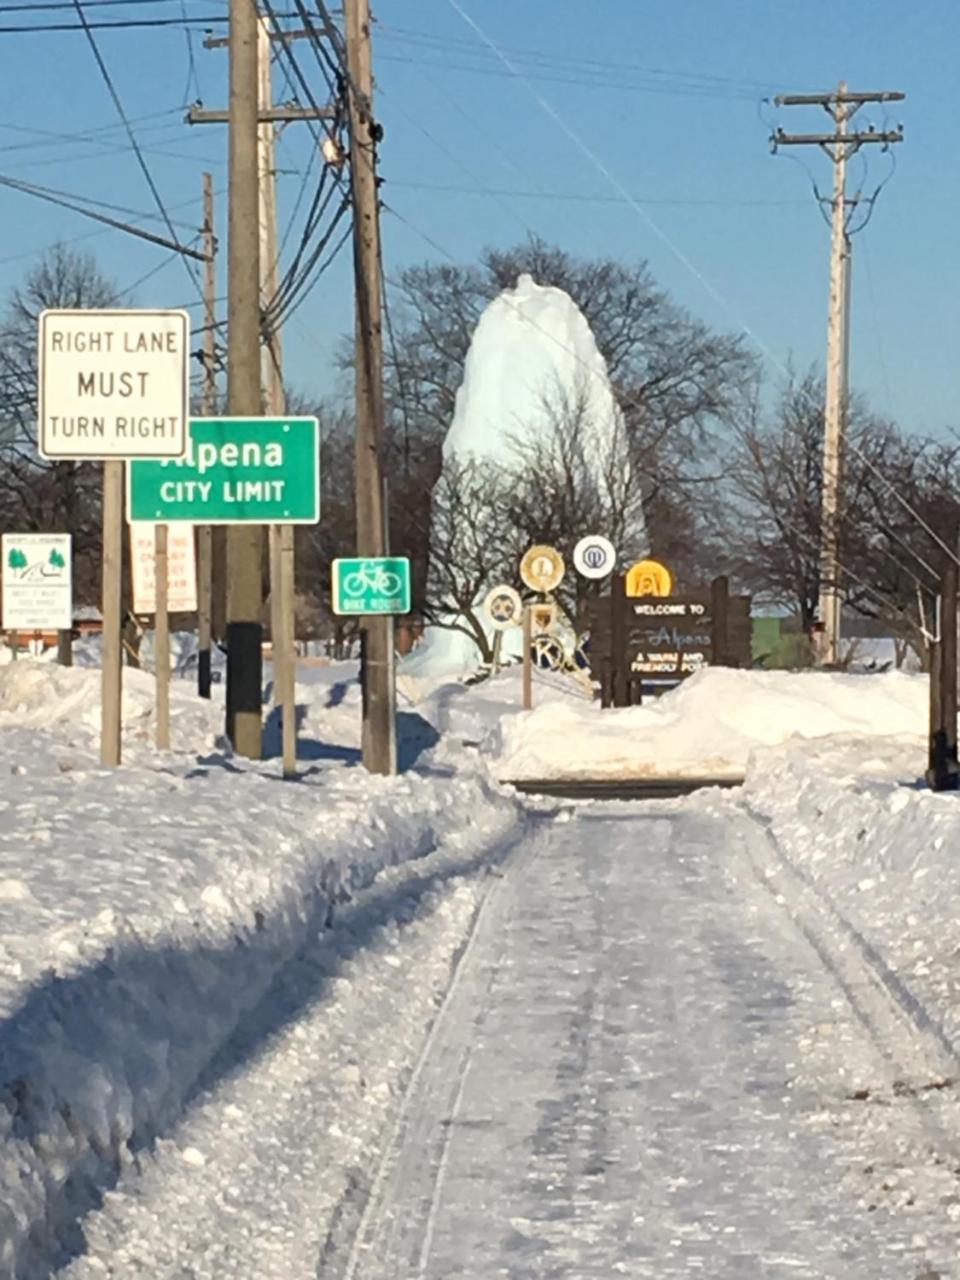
[127, 417, 319, 524]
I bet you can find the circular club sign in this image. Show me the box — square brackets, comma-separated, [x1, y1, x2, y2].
[625, 558, 673, 598]
[520, 544, 565, 594]
[483, 583, 523, 630]
[573, 534, 616, 580]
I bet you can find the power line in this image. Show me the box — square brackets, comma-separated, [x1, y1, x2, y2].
[386, 179, 812, 209]
[0, 0, 226, 10]
[69, 0, 205, 298]
[0, 185, 219, 266]
[377, 52, 762, 102]
[0, 170, 206, 258]
[379, 26, 790, 95]
[0, 12, 228, 29]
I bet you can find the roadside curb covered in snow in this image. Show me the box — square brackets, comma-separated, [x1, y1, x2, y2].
[0, 743, 522, 1278]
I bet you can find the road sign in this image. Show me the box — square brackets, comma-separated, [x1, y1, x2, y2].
[573, 534, 616, 580]
[332, 557, 411, 616]
[531, 633, 565, 671]
[38, 309, 189, 460]
[484, 584, 522, 630]
[625, 558, 673, 598]
[2, 533, 72, 630]
[130, 523, 198, 614]
[128, 417, 320, 524]
[530, 601, 558, 636]
[520, 544, 565, 594]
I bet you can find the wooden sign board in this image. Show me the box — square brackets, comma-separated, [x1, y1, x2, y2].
[582, 577, 751, 705]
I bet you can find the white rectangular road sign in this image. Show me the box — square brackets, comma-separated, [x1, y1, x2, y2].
[1, 533, 72, 630]
[130, 523, 198, 614]
[38, 309, 189, 460]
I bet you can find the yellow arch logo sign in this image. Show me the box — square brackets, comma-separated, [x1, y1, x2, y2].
[625, 558, 673, 598]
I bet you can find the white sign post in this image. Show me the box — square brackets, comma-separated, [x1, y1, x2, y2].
[131, 521, 198, 754]
[2, 533, 72, 635]
[38, 308, 190, 767]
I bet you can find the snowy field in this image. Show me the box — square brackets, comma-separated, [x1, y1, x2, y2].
[2, 655, 960, 1277]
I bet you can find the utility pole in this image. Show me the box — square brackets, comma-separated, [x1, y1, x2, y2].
[197, 170, 217, 700]
[187, 16, 337, 749]
[225, 0, 264, 757]
[773, 84, 904, 667]
[345, 0, 396, 775]
[257, 17, 297, 777]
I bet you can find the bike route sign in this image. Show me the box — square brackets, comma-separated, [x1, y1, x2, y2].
[331, 557, 411, 616]
[127, 417, 319, 524]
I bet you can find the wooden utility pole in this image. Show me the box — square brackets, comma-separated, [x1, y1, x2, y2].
[225, 0, 264, 757]
[197, 170, 217, 700]
[928, 551, 959, 792]
[101, 461, 123, 765]
[257, 16, 297, 778]
[773, 84, 904, 666]
[187, 21, 336, 734]
[345, 0, 395, 775]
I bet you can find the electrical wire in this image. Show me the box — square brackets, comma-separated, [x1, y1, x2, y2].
[0, 170, 205, 259]
[387, 179, 811, 209]
[70, 0, 205, 301]
[0, 12, 228, 28]
[379, 26, 790, 96]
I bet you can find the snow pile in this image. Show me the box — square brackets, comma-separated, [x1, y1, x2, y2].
[716, 732, 960, 1058]
[491, 667, 927, 779]
[417, 272, 647, 682]
[0, 659, 225, 757]
[414, 663, 591, 744]
[0, 664, 523, 1278]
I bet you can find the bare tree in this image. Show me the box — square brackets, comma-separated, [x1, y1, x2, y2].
[420, 378, 651, 662]
[724, 368, 955, 661]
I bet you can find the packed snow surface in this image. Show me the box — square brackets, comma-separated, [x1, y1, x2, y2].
[4, 657, 960, 1278]
[0, 659, 521, 1279]
[491, 667, 928, 779]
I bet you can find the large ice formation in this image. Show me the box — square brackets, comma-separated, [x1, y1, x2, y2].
[402, 273, 647, 685]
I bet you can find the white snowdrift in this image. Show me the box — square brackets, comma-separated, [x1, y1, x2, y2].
[490, 667, 928, 780]
[0, 659, 225, 758]
[712, 732, 960, 1058]
[0, 664, 523, 1279]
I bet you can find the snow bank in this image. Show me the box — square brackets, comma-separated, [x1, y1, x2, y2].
[0, 660, 225, 758]
[716, 732, 960, 1062]
[0, 665, 523, 1279]
[490, 667, 928, 779]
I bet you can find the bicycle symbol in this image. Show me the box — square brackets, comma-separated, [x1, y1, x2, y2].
[343, 561, 402, 598]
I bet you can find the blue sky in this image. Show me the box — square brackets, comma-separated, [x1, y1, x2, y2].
[0, 0, 954, 434]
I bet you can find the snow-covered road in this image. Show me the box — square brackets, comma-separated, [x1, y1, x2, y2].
[349, 804, 960, 1280]
[56, 799, 960, 1279]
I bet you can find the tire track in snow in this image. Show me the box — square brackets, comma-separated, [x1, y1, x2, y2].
[337, 826, 551, 1280]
